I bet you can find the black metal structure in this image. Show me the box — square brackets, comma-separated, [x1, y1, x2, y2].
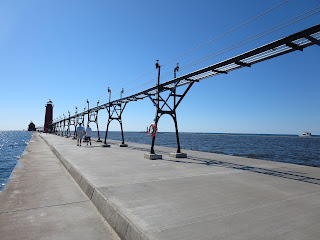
[103, 88, 127, 147]
[149, 62, 192, 154]
[54, 119, 59, 135]
[68, 109, 77, 139]
[52, 25, 320, 153]
[56, 117, 62, 136]
[81, 107, 86, 125]
[65, 111, 71, 138]
[86, 100, 102, 142]
[61, 114, 67, 137]
[74, 107, 79, 138]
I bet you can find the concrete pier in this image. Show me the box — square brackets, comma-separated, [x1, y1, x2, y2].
[0, 134, 120, 240]
[1, 133, 320, 239]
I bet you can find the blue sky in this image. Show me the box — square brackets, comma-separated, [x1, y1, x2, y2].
[0, 0, 319, 134]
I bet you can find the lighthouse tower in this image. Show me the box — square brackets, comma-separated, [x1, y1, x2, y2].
[44, 99, 53, 133]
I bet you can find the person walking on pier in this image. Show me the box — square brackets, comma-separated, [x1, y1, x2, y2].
[76, 123, 85, 146]
[86, 125, 92, 146]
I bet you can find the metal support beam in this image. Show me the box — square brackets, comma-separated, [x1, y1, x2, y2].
[212, 69, 228, 74]
[286, 42, 303, 51]
[65, 111, 71, 138]
[186, 78, 199, 82]
[86, 100, 102, 142]
[149, 62, 191, 156]
[103, 88, 128, 147]
[52, 25, 320, 145]
[235, 61, 251, 67]
[305, 35, 320, 46]
[61, 115, 66, 136]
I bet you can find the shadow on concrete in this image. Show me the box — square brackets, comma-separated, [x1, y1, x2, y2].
[170, 155, 320, 186]
[130, 146, 320, 186]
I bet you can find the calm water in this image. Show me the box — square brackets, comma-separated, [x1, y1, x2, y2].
[1, 130, 319, 191]
[93, 131, 320, 167]
[0, 131, 33, 192]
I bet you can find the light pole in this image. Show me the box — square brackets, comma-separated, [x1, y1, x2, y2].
[173, 63, 179, 108]
[66, 111, 71, 138]
[59, 116, 62, 136]
[96, 100, 102, 142]
[150, 60, 161, 155]
[103, 88, 112, 147]
[73, 107, 78, 139]
[87, 99, 90, 127]
[174, 63, 179, 78]
[120, 88, 124, 99]
[82, 107, 86, 127]
[108, 87, 111, 103]
[62, 114, 66, 136]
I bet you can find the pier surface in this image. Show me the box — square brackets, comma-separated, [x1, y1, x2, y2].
[0, 133, 119, 240]
[1, 133, 320, 240]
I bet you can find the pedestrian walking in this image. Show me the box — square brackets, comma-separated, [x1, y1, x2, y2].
[86, 125, 92, 146]
[76, 123, 85, 146]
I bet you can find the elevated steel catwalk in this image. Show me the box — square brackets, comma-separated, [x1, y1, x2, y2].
[55, 24, 320, 122]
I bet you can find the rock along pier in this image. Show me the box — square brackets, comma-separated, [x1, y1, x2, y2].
[1, 133, 320, 240]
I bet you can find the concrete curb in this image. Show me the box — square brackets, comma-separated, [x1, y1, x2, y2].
[40, 135, 149, 240]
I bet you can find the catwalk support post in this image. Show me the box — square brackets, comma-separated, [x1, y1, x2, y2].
[86, 100, 102, 142]
[102, 88, 128, 148]
[146, 61, 191, 159]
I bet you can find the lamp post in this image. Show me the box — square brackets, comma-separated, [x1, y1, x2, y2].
[59, 116, 62, 136]
[102, 88, 112, 147]
[83, 107, 86, 126]
[120, 88, 124, 99]
[173, 63, 179, 107]
[87, 99, 90, 127]
[150, 60, 161, 155]
[96, 100, 102, 142]
[156, 60, 160, 109]
[73, 107, 78, 139]
[174, 63, 179, 78]
[66, 111, 71, 138]
[63, 114, 66, 136]
[108, 87, 111, 103]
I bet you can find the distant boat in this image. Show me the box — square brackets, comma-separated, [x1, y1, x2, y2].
[299, 132, 312, 137]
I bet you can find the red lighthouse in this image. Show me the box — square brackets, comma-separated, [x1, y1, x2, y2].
[44, 99, 53, 133]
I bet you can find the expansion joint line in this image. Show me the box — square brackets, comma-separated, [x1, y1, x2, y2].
[0, 200, 90, 215]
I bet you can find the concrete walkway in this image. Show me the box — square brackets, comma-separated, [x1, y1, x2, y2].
[0, 133, 120, 240]
[37, 133, 320, 240]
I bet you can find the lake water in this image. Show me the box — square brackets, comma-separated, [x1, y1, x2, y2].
[0, 130, 319, 192]
[0, 131, 33, 192]
[93, 131, 320, 167]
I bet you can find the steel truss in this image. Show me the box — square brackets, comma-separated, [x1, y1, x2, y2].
[56, 120, 62, 136]
[61, 115, 67, 137]
[85, 100, 102, 142]
[52, 25, 320, 153]
[121, 24, 320, 104]
[149, 62, 195, 155]
[69, 116, 77, 139]
[65, 112, 72, 138]
[102, 88, 128, 147]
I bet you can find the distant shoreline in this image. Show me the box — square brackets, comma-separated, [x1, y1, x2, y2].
[185, 133, 320, 139]
[1, 130, 319, 139]
[160, 132, 320, 139]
